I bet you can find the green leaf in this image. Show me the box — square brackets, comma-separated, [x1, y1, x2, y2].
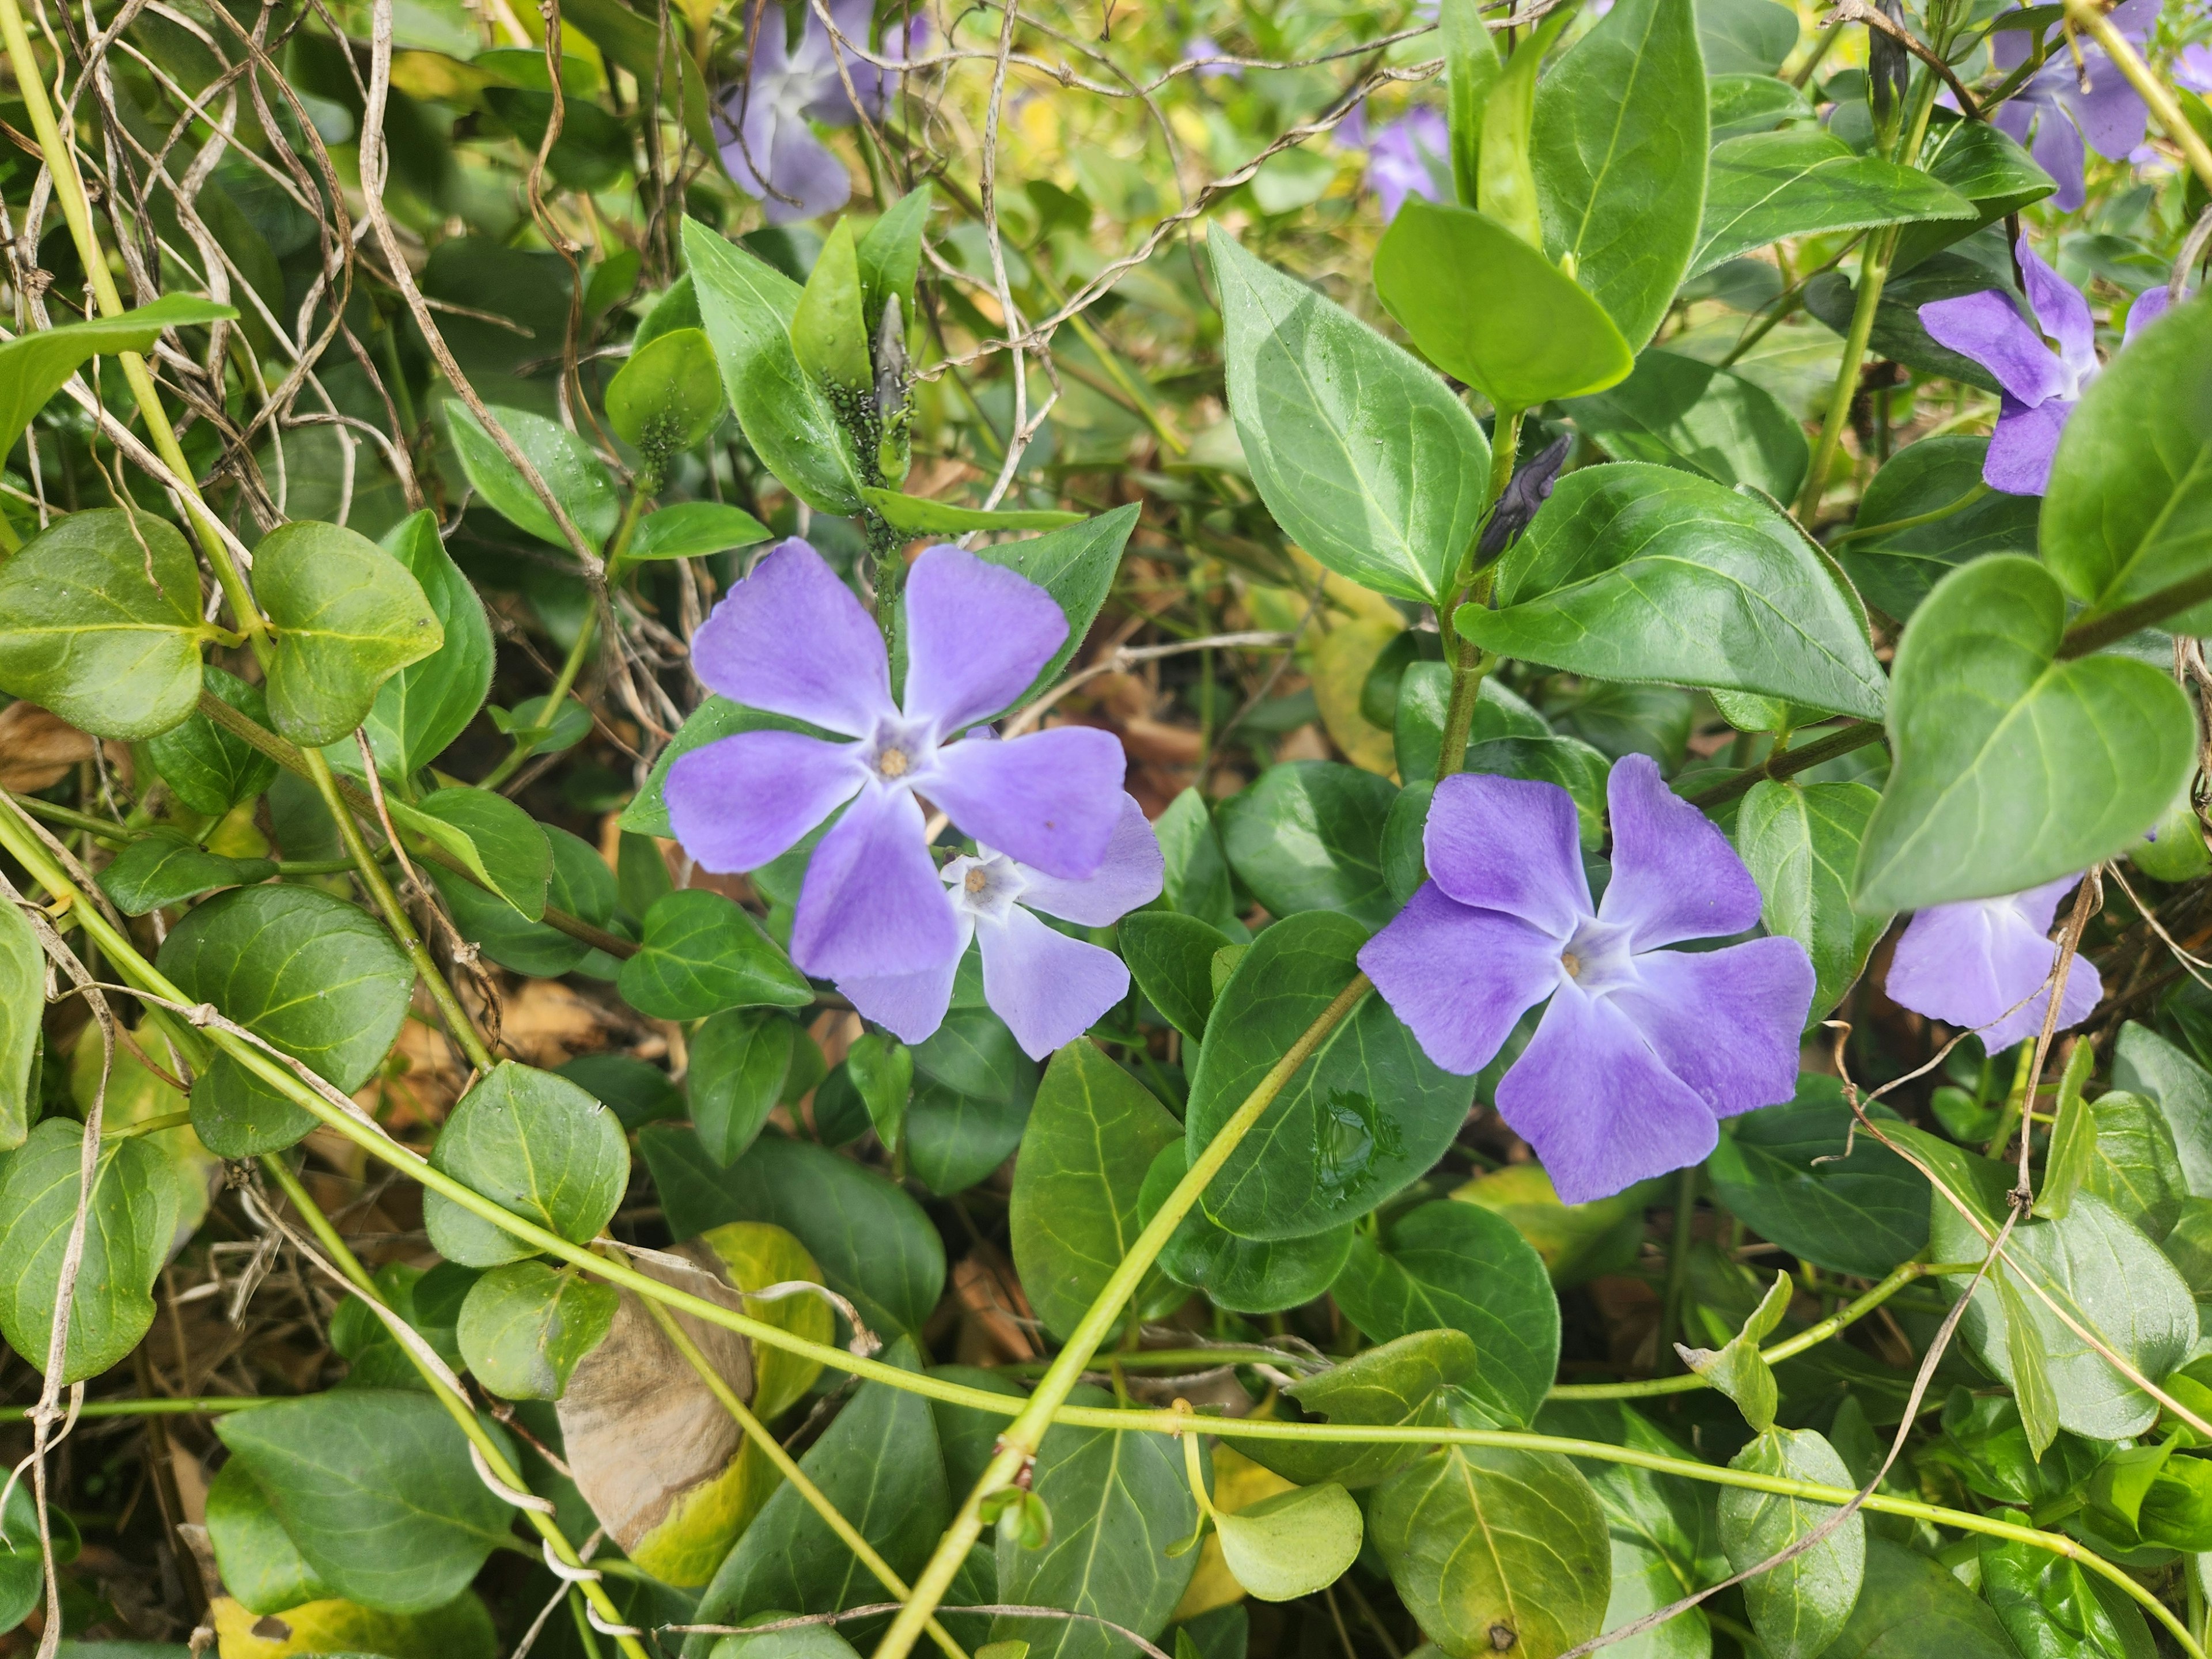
[1719, 1428, 1865, 1659]
[0, 900, 37, 1152]
[1563, 345, 1808, 501]
[146, 665, 281, 813]
[691, 1010, 797, 1166]
[431, 823, 616, 979]
[1217, 762, 1397, 929]
[1475, 7, 1578, 248]
[358, 509, 494, 778]
[2112, 1022, 2212, 1198]
[1120, 911, 1232, 1044]
[423, 1062, 631, 1268]
[1698, 0, 1800, 74]
[159, 884, 414, 1157]
[1374, 1442, 1610, 1659]
[1705, 1078, 1929, 1278]
[1851, 555, 2196, 910]
[859, 486, 1084, 535]
[606, 325, 726, 464]
[1738, 779, 1888, 1018]
[1677, 1271, 1791, 1433]
[639, 1129, 946, 1336]
[1393, 664, 1553, 787]
[1374, 199, 1634, 411]
[907, 1010, 1035, 1195]
[97, 827, 274, 915]
[1207, 224, 1489, 605]
[0, 508, 207, 739]
[255, 519, 444, 747]
[1442, 0, 1499, 202]
[456, 1260, 618, 1400]
[2034, 1039, 2100, 1221]
[204, 1456, 332, 1615]
[1156, 786, 1244, 935]
[1243, 1331, 1479, 1491]
[1824, 1537, 2021, 1658]
[1830, 437, 2037, 623]
[1532, 0, 1709, 350]
[790, 218, 872, 395]
[1710, 72, 1814, 141]
[619, 888, 812, 1019]
[857, 187, 932, 333]
[684, 218, 866, 515]
[0, 1117, 176, 1381]
[1214, 1482, 1362, 1602]
[626, 501, 773, 563]
[446, 401, 622, 549]
[1461, 463, 1887, 719]
[1891, 120, 2056, 276]
[991, 1388, 1200, 1659]
[2041, 292, 2212, 634]
[2082, 1090, 2186, 1241]
[392, 786, 552, 921]
[0, 294, 233, 442]
[1010, 1040, 1184, 1340]
[1691, 130, 1974, 279]
[213, 1388, 517, 1615]
[711, 1628, 867, 1659]
[1998, 1268, 2061, 1460]
[1331, 1200, 1559, 1429]
[1138, 1142, 1353, 1314]
[1188, 912, 1471, 1240]
[847, 1029, 914, 1163]
[1983, 1540, 2158, 1659]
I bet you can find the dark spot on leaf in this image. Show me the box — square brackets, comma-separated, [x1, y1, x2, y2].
[252, 1616, 293, 1640]
[1488, 1625, 1516, 1652]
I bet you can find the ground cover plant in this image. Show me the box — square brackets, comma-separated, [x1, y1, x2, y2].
[2, 0, 2212, 1652]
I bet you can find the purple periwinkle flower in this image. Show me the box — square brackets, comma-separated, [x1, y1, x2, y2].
[843, 794, 1164, 1052]
[1989, 0, 2156, 211]
[665, 540, 1127, 998]
[2178, 43, 2212, 96]
[1359, 755, 1815, 1205]
[1364, 107, 1450, 222]
[1883, 875, 2103, 1053]
[717, 0, 904, 224]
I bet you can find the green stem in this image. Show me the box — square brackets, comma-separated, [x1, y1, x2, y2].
[1824, 482, 1989, 548]
[1657, 1165, 1700, 1370]
[1684, 720, 1887, 810]
[10, 1397, 280, 1419]
[1796, 226, 1895, 521]
[479, 605, 601, 793]
[12, 796, 378, 877]
[1433, 409, 1525, 782]
[866, 973, 1376, 1659]
[99, 1110, 192, 1139]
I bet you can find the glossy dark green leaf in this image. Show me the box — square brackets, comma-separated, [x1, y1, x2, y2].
[396, 786, 552, 920]
[1698, 0, 1800, 73]
[1532, 0, 1709, 350]
[1852, 556, 2195, 910]
[358, 509, 495, 777]
[2078, 1092, 2186, 1241]
[2041, 293, 2212, 634]
[1331, 1200, 1558, 1429]
[1891, 120, 2056, 275]
[1823, 1537, 2019, 1658]
[1374, 199, 1634, 411]
[691, 1009, 797, 1166]
[1392, 663, 1551, 787]
[858, 187, 931, 333]
[0, 1117, 176, 1381]
[639, 1128, 946, 1336]
[1737, 779, 1888, 1018]
[214, 1388, 517, 1615]
[1691, 131, 1973, 279]
[1983, 1540, 2157, 1659]
[560, 1053, 684, 1131]
[1216, 762, 1397, 929]
[1706, 1080, 1927, 1277]
[96, 828, 272, 915]
[1243, 1330, 1478, 1491]
[606, 326, 725, 464]
[1461, 463, 1888, 719]
[1709, 72, 1815, 139]
[1830, 437, 2039, 622]
[456, 1260, 618, 1400]
[1155, 787, 1243, 936]
[2112, 1021, 2212, 1197]
[1120, 911, 1232, 1044]
[619, 888, 812, 1019]
[0, 900, 36, 1152]
[1010, 1040, 1183, 1340]
[423, 1062, 631, 1268]
[1719, 1428, 1863, 1659]
[908, 1010, 1035, 1195]
[1208, 224, 1489, 606]
[1188, 912, 1470, 1240]
[431, 824, 617, 979]
[626, 501, 772, 562]
[0, 293, 232, 441]
[204, 1456, 331, 1615]
[146, 666, 281, 814]
[446, 400, 622, 549]
[1137, 1142, 1351, 1313]
[255, 519, 444, 747]
[0, 508, 208, 739]
[1564, 346, 1808, 501]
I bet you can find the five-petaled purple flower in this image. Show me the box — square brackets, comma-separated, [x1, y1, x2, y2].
[665, 540, 1128, 1032]
[1359, 756, 1814, 1205]
[1883, 875, 2102, 1052]
[843, 795, 1164, 1054]
[717, 0, 904, 224]
[1988, 0, 2157, 212]
[1919, 236, 2170, 495]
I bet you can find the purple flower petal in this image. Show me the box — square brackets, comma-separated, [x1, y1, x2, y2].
[758, 122, 855, 224]
[1885, 876, 2103, 1051]
[1013, 794, 1164, 926]
[1357, 882, 1566, 1075]
[2178, 44, 2212, 97]
[2017, 237, 2095, 384]
[1423, 771, 1592, 939]
[1598, 754, 1763, 949]
[791, 783, 961, 979]
[2062, 51, 2149, 158]
[1496, 984, 1720, 1205]
[1991, 86, 2035, 137]
[2125, 284, 2173, 342]
[926, 726, 1126, 879]
[901, 544, 1069, 733]
[979, 908, 1131, 1059]
[691, 540, 891, 735]
[2029, 104, 2089, 211]
[1918, 292, 2065, 407]
[1366, 108, 1449, 221]
[666, 730, 866, 873]
[1984, 393, 2073, 495]
[839, 930, 967, 1046]
[1611, 938, 1814, 1117]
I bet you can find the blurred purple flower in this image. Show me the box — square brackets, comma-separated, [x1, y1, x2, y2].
[844, 796, 1164, 1051]
[717, 0, 907, 223]
[665, 540, 1127, 998]
[1883, 875, 2102, 1052]
[1359, 755, 1814, 1204]
[1364, 107, 1450, 221]
[2179, 44, 2212, 95]
[1989, 0, 2158, 211]
[1919, 236, 2171, 494]
[1183, 35, 1243, 77]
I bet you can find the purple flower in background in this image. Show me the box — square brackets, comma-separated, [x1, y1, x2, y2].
[1884, 875, 2103, 1052]
[1989, 0, 2157, 211]
[717, 0, 904, 223]
[1359, 756, 1814, 1205]
[2179, 43, 2212, 96]
[665, 540, 1127, 996]
[1183, 35, 1244, 77]
[1363, 107, 1450, 221]
[844, 795, 1164, 1051]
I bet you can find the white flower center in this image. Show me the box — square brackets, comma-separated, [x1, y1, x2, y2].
[1558, 916, 1639, 998]
[862, 716, 935, 787]
[944, 851, 1026, 923]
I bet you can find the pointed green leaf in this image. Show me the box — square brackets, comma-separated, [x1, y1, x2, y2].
[391, 786, 552, 921]
[607, 325, 726, 464]
[357, 509, 494, 778]
[1738, 779, 1888, 1018]
[97, 828, 274, 914]
[2033, 1039, 2099, 1221]
[619, 888, 812, 1019]
[691, 1010, 798, 1166]
[626, 501, 772, 562]
[859, 487, 1084, 535]
[1719, 1427, 1865, 1659]
[255, 518, 444, 747]
[0, 294, 234, 441]
[1563, 345, 1808, 501]
[1691, 130, 1974, 279]
[446, 401, 622, 549]
[0, 899, 37, 1150]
